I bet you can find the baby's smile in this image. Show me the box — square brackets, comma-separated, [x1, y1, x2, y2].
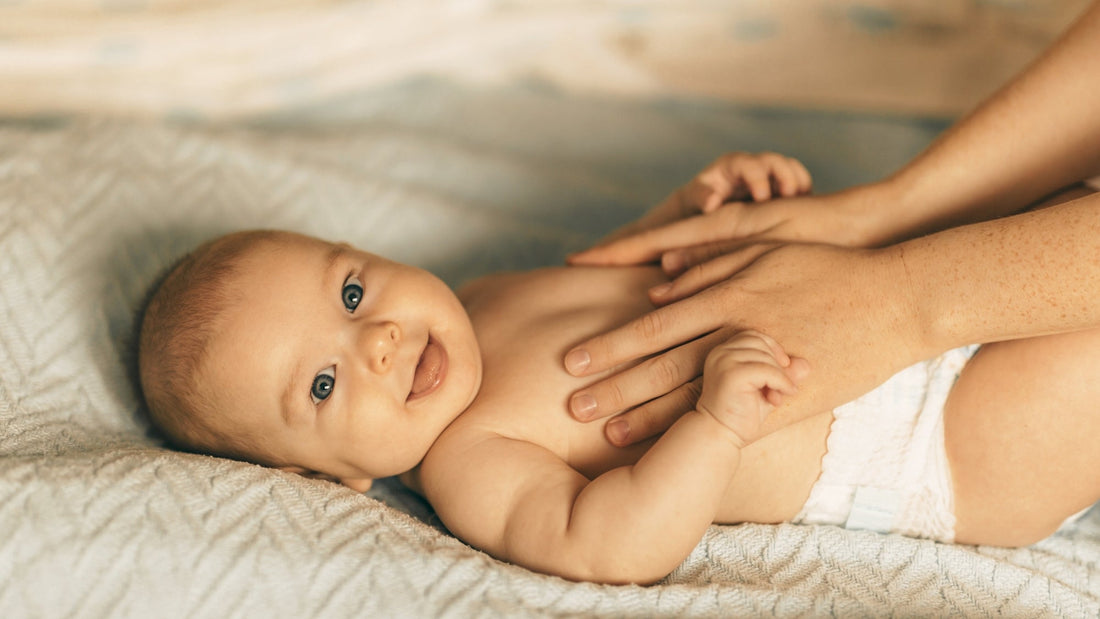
[409, 335, 447, 401]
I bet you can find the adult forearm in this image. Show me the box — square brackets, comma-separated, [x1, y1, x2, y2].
[873, 2, 1100, 242]
[902, 193, 1100, 352]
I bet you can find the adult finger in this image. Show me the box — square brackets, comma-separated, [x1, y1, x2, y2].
[604, 378, 703, 446]
[570, 207, 751, 267]
[661, 232, 785, 277]
[661, 239, 749, 277]
[569, 330, 725, 420]
[568, 189, 691, 263]
[565, 286, 728, 377]
[651, 244, 781, 304]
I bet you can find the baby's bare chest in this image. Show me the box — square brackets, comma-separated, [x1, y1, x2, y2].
[456, 266, 665, 477]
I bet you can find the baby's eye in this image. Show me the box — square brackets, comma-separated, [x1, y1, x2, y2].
[342, 276, 364, 313]
[311, 366, 336, 404]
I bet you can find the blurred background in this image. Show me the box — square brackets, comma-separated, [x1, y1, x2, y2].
[0, 0, 1090, 121]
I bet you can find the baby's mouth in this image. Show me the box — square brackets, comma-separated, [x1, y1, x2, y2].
[408, 336, 447, 401]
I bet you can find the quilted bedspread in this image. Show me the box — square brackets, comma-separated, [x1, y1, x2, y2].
[2, 76, 1099, 616]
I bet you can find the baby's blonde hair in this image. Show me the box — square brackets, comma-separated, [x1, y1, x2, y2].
[138, 229, 281, 463]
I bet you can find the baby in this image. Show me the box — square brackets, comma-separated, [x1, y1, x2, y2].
[138, 153, 1100, 585]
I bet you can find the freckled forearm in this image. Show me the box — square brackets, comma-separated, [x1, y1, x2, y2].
[899, 193, 1100, 352]
[869, 4, 1100, 241]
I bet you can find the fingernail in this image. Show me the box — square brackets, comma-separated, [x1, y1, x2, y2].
[571, 393, 597, 419]
[565, 349, 590, 375]
[661, 252, 683, 274]
[649, 282, 672, 298]
[607, 419, 630, 445]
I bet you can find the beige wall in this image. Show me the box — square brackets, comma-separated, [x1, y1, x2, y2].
[0, 0, 1090, 119]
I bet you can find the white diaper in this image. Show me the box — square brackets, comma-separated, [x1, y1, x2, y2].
[792, 346, 979, 542]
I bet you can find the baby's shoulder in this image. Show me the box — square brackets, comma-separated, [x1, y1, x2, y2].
[419, 418, 569, 509]
[455, 269, 529, 305]
[423, 411, 530, 473]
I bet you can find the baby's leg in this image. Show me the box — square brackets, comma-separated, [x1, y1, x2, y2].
[946, 327, 1100, 546]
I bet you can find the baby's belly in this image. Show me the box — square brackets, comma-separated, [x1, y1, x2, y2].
[714, 412, 832, 524]
[565, 408, 832, 525]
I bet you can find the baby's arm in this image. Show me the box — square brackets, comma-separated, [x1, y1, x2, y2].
[423, 332, 802, 584]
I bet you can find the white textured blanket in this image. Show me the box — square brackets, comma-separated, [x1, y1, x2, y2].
[2, 79, 1099, 616]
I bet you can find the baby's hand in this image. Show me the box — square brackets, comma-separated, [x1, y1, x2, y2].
[570, 152, 811, 259]
[696, 331, 807, 447]
[690, 151, 812, 213]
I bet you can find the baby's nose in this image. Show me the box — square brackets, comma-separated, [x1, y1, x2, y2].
[361, 321, 401, 374]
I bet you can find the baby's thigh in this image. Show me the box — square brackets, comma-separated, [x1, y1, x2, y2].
[946, 329, 1100, 546]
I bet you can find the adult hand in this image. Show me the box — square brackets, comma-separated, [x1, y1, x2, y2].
[570, 184, 899, 276]
[565, 242, 933, 446]
[574, 151, 814, 254]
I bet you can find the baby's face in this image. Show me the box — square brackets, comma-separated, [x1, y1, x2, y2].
[201, 232, 482, 485]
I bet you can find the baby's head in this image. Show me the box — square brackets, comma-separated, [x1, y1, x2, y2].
[138, 230, 483, 491]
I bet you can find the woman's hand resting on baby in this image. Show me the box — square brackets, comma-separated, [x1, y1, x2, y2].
[695, 331, 808, 448]
[565, 150, 929, 448]
[569, 240, 927, 448]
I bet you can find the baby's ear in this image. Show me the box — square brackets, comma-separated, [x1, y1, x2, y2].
[338, 477, 373, 493]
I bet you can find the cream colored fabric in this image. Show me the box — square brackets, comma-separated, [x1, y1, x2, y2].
[2, 102, 1098, 616]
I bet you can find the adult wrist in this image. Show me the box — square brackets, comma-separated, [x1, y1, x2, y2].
[869, 242, 944, 365]
[880, 234, 967, 361]
[842, 179, 921, 247]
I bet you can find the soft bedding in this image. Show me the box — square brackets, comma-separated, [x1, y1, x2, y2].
[3, 81, 1100, 617]
[2, 2, 1100, 617]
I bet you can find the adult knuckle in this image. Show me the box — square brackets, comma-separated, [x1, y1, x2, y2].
[601, 381, 626, 411]
[635, 310, 666, 341]
[633, 401, 664, 428]
[650, 355, 684, 387]
[685, 261, 709, 285]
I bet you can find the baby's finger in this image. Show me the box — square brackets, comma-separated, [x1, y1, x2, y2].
[740, 361, 799, 397]
[708, 345, 787, 372]
[730, 329, 791, 368]
[694, 169, 736, 211]
[739, 160, 773, 202]
[786, 356, 811, 384]
[769, 160, 802, 198]
[789, 157, 813, 193]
